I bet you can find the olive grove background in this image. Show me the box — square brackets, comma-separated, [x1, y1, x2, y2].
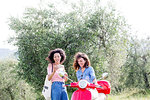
[0, 0, 149, 99]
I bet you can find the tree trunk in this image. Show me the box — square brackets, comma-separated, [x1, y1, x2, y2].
[142, 55, 150, 89]
[143, 72, 150, 89]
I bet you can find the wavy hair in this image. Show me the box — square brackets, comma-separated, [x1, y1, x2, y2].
[46, 48, 66, 64]
[73, 52, 91, 71]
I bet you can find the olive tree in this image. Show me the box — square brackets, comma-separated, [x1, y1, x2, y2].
[8, 0, 130, 95]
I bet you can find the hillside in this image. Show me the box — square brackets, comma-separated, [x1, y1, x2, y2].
[0, 48, 17, 59]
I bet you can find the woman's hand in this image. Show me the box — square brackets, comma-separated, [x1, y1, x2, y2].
[53, 67, 58, 72]
[64, 73, 68, 82]
[93, 79, 98, 85]
[53, 65, 60, 72]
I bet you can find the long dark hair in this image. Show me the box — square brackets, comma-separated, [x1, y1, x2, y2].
[73, 52, 91, 71]
[46, 48, 66, 64]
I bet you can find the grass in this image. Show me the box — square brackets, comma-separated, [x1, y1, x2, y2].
[108, 94, 150, 100]
[108, 89, 150, 100]
[68, 92, 72, 100]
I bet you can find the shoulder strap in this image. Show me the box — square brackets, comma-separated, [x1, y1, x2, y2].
[52, 64, 53, 72]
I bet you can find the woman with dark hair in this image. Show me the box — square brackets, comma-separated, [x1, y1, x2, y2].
[73, 52, 99, 99]
[73, 52, 97, 84]
[46, 48, 68, 100]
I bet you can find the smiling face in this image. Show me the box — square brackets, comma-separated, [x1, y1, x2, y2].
[53, 53, 61, 64]
[77, 57, 86, 68]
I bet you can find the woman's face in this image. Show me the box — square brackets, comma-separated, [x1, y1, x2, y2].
[53, 53, 61, 64]
[77, 57, 86, 68]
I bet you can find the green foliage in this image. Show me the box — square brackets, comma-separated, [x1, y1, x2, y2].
[121, 38, 150, 90]
[0, 59, 37, 100]
[8, 0, 130, 96]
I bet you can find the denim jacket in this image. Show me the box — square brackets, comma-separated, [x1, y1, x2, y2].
[76, 66, 96, 83]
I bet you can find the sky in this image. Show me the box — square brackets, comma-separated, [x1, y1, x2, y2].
[108, 0, 150, 38]
[0, 0, 150, 50]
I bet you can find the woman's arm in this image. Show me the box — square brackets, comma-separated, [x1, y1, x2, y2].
[89, 67, 97, 84]
[47, 63, 56, 81]
[48, 71, 56, 81]
[92, 79, 97, 84]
